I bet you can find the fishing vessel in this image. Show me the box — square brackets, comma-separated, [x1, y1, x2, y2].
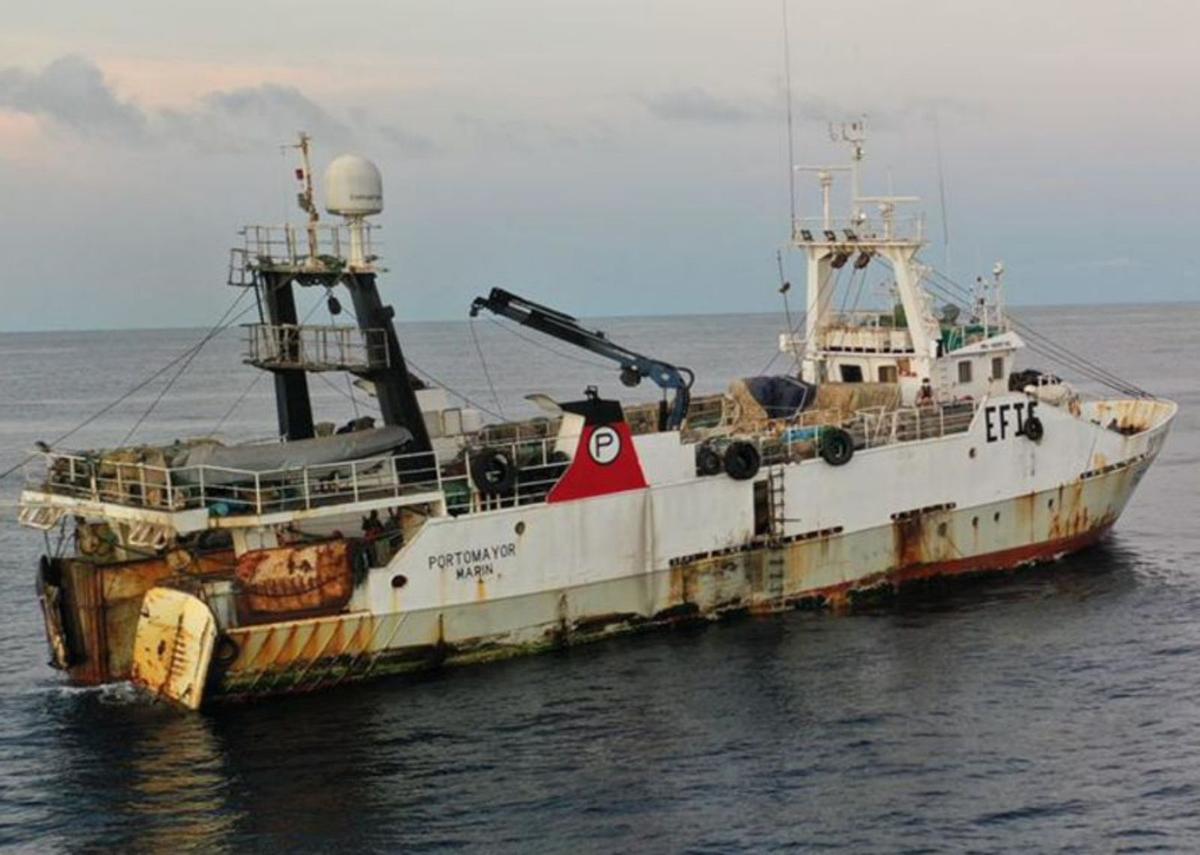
[18, 129, 1175, 709]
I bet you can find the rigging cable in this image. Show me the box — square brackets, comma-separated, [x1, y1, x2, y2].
[758, 261, 843, 376]
[404, 358, 505, 421]
[0, 289, 257, 482]
[775, 250, 803, 376]
[469, 318, 506, 420]
[918, 266, 1139, 394]
[208, 288, 363, 436]
[485, 317, 612, 370]
[922, 267, 1150, 396]
[331, 279, 507, 421]
[119, 287, 254, 446]
[875, 256, 1149, 397]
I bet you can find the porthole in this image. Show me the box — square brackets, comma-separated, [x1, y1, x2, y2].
[391, 574, 408, 589]
[993, 511, 1001, 523]
[971, 516, 979, 528]
[515, 521, 526, 535]
[969, 447, 977, 459]
[1048, 498, 1055, 509]
[937, 522, 948, 537]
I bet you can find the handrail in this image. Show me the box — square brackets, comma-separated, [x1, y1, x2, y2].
[25, 433, 576, 520]
[244, 323, 390, 371]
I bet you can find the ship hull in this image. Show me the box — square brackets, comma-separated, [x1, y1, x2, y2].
[208, 451, 1149, 703]
[35, 395, 1173, 707]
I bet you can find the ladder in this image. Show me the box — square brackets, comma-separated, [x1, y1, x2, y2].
[765, 466, 787, 604]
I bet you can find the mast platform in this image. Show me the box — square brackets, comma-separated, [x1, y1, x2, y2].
[243, 323, 391, 373]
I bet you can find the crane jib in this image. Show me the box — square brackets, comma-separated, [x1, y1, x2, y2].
[469, 287, 693, 430]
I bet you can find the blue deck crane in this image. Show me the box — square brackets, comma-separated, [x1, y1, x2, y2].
[469, 288, 694, 430]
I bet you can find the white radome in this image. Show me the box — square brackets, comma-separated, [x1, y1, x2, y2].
[324, 154, 383, 216]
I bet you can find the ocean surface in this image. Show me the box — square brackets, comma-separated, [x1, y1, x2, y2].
[0, 304, 1197, 852]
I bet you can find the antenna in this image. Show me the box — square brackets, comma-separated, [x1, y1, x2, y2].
[287, 131, 320, 266]
[829, 116, 867, 220]
[933, 113, 951, 274]
[781, 0, 797, 226]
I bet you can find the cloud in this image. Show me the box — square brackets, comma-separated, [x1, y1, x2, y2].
[349, 107, 438, 157]
[0, 55, 438, 155]
[641, 85, 977, 132]
[159, 83, 352, 152]
[0, 54, 147, 140]
[640, 87, 774, 124]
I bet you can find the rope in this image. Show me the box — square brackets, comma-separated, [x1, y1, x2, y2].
[404, 358, 505, 421]
[932, 271, 1149, 396]
[119, 288, 254, 446]
[874, 256, 1150, 398]
[317, 372, 380, 414]
[920, 267, 1150, 397]
[285, 281, 506, 423]
[758, 262, 843, 376]
[469, 319, 506, 420]
[486, 317, 612, 370]
[0, 290, 256, 482]
[207, 288, 333, 437]
[209, 372, 266, 436]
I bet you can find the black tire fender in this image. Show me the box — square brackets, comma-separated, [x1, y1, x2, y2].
[213, 634, 240, 668]
[696, 445, 723, 477]
[820, 427, 855, 466]
[1023, 415, 1044, 442]
[723, 441, 761, 481]
[470, 448, 519, 495]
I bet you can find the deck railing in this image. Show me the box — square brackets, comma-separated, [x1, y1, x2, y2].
[244, 323, 390, 372]
[25, 399, 986, 521]
[24, 433, 578, 519]
[758, 400, 978, 465]
[227, 223, 380, 285]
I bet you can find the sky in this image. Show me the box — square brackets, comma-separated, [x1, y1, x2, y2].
[1, 0, 1198, 332]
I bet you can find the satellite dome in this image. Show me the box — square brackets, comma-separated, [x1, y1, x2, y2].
[324, 154, 383, 216]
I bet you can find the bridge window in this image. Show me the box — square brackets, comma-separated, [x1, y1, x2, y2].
[840, 365, 864, 383]
[957, 361, 973, 383]
[992, 356, 1005, 380]
[878, 365, 898, 383]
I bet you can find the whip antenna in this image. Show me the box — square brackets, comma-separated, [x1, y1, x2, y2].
[781, 0, 797, 226]
[933, 112, 951, 273]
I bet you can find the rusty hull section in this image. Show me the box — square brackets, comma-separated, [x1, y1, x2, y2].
[38, 550, 234, 685]
[130, 586, 218, 710]
[235, 540, 355, 624]
[202, 458, 1150, 705]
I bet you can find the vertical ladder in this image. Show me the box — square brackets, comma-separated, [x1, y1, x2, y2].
[765, 466, 787, 605]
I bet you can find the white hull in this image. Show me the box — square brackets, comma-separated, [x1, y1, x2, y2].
[209, 394, 1173, 700]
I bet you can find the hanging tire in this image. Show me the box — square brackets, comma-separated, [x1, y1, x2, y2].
[1023, 416, 1044, 442]
[723, 441, 761, 481]
[696, 445, 723, 476]
[213, 635, 240, 668]
[820, 427, 854, 466]
[470, 448, 519, 495]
